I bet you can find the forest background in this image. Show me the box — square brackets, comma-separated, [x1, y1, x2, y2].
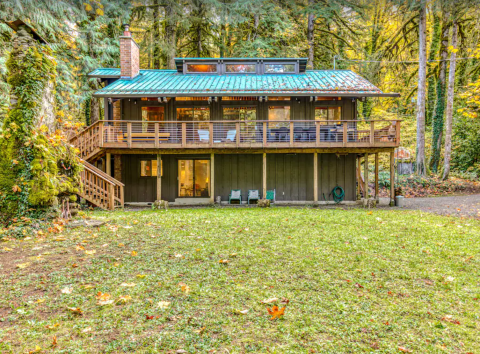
[1, 0, 480, 179]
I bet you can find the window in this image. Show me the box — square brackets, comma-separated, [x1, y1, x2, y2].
[268, 97, 291, 101]
[222, 96, 257, 101]
[268, 106, 290, 121]
[265, 64, 295, 73]
[140, 160, 162, 177]
[222, 107, 256, 121]
[225, 64, 256, 73]
[186, 64, 217, 73]
[178, 160, 210, 197]
[176, 107, 210, 121]
[141, 106, 164, 122]
[176, 97, 209, 101]
[315, 107, 342, 121]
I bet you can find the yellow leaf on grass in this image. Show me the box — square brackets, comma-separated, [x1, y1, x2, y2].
[219, 259, 229, 264]
[12, 185, 22, 193]
[76, 245, 85, 251]
[67, 307, 83, 315]
[179, 282, 190, 294]
[36, 298, 46, 304]
[193, 326, 206, 334]
[261, 297, 278, 304]
[96, 292, 114, 306]
[85, 250, 96, 255]
[157, 301, 171, 309]
[3, 247, 13, 251]
[61, 287, 73, 294]
[120, 282, 136, 287]
[136, 274, 146, 278]
[28, 345, 41, 354]
[45, 323, 60, 329]
[16, 262, 30, 269]
[131, 251, 138, 256]
[116, 295, 132, 304]
[267, 305, 286, 320]
[52, 335, 58, 347]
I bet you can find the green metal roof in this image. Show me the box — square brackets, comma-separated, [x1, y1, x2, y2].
[90, 68, 399, 98]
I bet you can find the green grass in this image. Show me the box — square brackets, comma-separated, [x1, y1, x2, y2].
[1, 207, 480, 353]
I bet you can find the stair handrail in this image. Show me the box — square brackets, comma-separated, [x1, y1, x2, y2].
[80, 159, 125, 187]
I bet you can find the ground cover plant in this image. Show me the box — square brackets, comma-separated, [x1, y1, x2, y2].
[0, 207, 479, 353]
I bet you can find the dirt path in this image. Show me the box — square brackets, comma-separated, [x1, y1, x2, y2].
[397, 194, 480, 218]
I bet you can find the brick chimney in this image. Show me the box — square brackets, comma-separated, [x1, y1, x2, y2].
[119, 24, 139, 79]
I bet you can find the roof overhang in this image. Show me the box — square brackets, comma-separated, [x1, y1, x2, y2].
[93, 92, 400, 98]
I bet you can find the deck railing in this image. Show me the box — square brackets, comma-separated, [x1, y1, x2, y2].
[71, 119, 400, 156]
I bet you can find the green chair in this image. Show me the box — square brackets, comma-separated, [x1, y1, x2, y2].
[229, 189, 242, 204]
[266, 189, 276, 203]
[248, 190, 260, 205]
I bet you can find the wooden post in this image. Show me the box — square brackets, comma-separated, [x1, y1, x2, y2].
[235, 122, 240, 147]
[289, 122, 294, 146]
[108, 183, 115, 210]
[263, 122, 267, 146]
[106, 153, 111, 176]
[315, 122, 320, 147]
[99, 121, 104, 147]
[356, 155, 361, 199]
[370, 120, 375, 146]
[156, 154, 161, 201]
[395, 121, 401, 145]
[262, 152, 267, 198]
[343, 122, 348, 146]
[209, 122, 213, 147]
[154, 122, 159, 148]
[120, 186, 124, 208]
[390, 151, 395, 206]
[364, 153, 369, 199]
[181, 122, 186, 147]
[313, 152, 318, 202]
[127, 122, 132, 148]
[375, 153, 379, 202]
[210, 153, 215, 203]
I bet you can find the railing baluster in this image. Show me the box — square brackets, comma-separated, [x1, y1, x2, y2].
[263, 122, 267, 146]
[99, 122, 104, 147]
[343, 122, 347, 146]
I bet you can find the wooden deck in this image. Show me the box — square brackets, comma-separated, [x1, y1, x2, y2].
[70, 119, 401, 160]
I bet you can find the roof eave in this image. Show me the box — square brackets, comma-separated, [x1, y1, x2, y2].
[93, 92, 400, 98]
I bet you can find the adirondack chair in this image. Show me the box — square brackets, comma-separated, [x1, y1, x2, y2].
[247, 190, 260, 205]
[229, 189, 242, 204]
[265, 189, 276, 203]
[197, 129, 209, 142]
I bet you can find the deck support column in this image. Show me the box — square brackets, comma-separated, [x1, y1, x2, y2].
[364, 153, 369, 200]
[210, 153, 215, 204]
[375, 153, 379, 202]
[106, 153, 111, 176]
[356, 155, 361, 200]
[390, 151, 395, 206]
[156, 154, 161, 201]
[262, 153, 267, 199]
[313, 152, 318, 202]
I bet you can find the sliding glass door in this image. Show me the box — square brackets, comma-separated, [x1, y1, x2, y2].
[178, 160, 210, 198]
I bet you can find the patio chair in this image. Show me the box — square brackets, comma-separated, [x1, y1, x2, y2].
[229, 189, 242, 204]
[197, 129, 209, 142]
[266, 189, 276, 203]
[225, 129, 236, 142]
[248, 190, 260, 205]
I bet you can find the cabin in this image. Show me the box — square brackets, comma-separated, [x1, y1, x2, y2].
[71, 25, 400, 209]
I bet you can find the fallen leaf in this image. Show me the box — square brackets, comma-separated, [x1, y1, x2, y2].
[82, 327, 92, 333]
[116, 295, 132, 304]
[67, 307, 83, 315]
[174, 253, 183, 258]
[36, 298, 46, 304]
[12, 185, 21, 193]
[131, 251, 138, 256]
[267, 305, 286, 320]
[120, 282, 136, 287]
[85, 250, 96, 255]
[28, 345, 41, 354]
[16, 262, 30, 269]
[45, 323, 60, 330]
[398, 347, 412, 353]
[234, 309, 249, 315]
[52, 335, 57, 347]
[75, 245, 85, 251]
[136, 274, 147, 279]
[193, 326, 206, 335]
[178, 282, 190, 294]
[61, 287, 73, 294]
[261, 297, 279, 304]
[157, 301, 171, 309]
[96, 292, 114, 306]
[219, 259, 229, 264]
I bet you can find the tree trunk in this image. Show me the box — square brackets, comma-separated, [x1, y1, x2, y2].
[307, 0, 315, 69]
[426, 10, 441, 126]
[416, 1, 427, 176]
[153, 0, 161, 69]
[252, 14, 259, 41]
[165, 4, 176, 70]
[442, 20, 458, 180]
[430, 10, 450, 173]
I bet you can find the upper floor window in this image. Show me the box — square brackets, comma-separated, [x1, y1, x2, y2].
[141, 106, 164, 122]
[176, 97, 209, 101]
[315, 106, 342, 121]
[225, 64, 256, 73]
[186, 64, 217, 73]
[265, 64, 295, 73]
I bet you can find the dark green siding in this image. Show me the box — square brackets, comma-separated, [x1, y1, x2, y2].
[318, 154, 356, 201]
[214, 154, 262, 201]
[122, 154, 157, 203]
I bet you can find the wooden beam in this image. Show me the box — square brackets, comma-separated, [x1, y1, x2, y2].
[154, 123, 159, 148]
[364, 153, 369, 199]
[156, 154, 161, 201]
[262, 152, 267, 198]
[210, 153, 215, 203]
[105, 152, 111, 176]
[127, 123, 132, 148]
[390, 151, 395, 206]
[313, 152, 318, 202]
[356, 155, 361, 199]
[375, 153, 379, 202]
[289, 122, 294, 146]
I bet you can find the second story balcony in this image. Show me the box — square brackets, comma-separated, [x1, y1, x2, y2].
[71, 119, 401, 160]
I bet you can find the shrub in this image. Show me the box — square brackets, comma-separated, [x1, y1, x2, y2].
[257, 199, 271, 208]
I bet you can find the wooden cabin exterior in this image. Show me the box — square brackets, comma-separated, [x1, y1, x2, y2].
[72, 25, 400, 208]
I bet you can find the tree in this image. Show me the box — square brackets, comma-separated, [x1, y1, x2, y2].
[442, 18, 458, 179]
[415, 0, 427, 176]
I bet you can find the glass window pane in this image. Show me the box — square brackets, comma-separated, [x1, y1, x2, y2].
[315, 107, 341, 121]
[222, 96, 257, 101]
[265, 64, 295, 73]
[176, 97, 209, 101]
[140, 160, 156, 177]
[222, 107, 256, 120]
[268, 106, 290, 121]
[178, 160, 194, 197]
[194, 160, 210, 197]
[186, 64, 217, 73]
[225, 64, 256, 73]
[142, 107, 164, 122]
[268, 97, 290, 101]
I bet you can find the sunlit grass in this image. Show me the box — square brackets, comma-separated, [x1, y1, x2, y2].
[1, 207, 479, 353]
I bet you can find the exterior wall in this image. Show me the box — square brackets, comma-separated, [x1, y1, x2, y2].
[120, 152, 356, 203]
[118, 96, 357, 121]
[267, 153, 314, 201]
[317, 154, 357, 201]
[214, 154, 263, 201]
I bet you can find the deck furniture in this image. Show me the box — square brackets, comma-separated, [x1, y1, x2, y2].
[225, 129, 236, 142]
[229, 189, 242, 204]
[197, 129, 209, 142]
[117, 132, 170, 143]
[266, 189, 276, 203]
[248, 190, 260, 204]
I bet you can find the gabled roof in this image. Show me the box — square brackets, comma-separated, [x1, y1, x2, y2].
[90, 68, 399, 98]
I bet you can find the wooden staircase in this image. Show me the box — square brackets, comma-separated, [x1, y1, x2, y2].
[70, 124, 124, 210]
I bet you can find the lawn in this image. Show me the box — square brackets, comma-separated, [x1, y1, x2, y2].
[1, 207, 480, 353]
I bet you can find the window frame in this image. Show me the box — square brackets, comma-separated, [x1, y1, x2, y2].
[184, 62, 218, 74]
[177, 159, 211, 198]
[224, 62, 258, 75]
[140, 159, 162, 178]
[263, 62, 298, 74]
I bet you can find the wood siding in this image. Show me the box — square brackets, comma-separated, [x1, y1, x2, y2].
[318, 154, 356, 201]
[214, 154, 263, 201]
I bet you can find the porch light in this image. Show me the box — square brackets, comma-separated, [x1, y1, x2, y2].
[107, 98, 112, 104]
[207, 97, 218, 104]
[310, 96, 318, 102]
